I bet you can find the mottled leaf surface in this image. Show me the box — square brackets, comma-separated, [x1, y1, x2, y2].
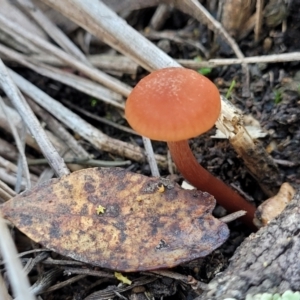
[0, 168, 229, 272]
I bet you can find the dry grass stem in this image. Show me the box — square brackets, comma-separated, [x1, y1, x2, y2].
[30, 53, 139, 75]
[178, 52, 300, 68]
[0, 168, 27, 190]
[142, 136, 160, 177]
[0, 217, 35, 300]
[0, 272, 11, 300]
[0, 155, 38, 185]
[149, 4, 172, 30]
[254, 0, 264, 42]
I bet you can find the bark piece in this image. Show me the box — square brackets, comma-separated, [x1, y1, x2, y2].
[196, 188, 300, 300]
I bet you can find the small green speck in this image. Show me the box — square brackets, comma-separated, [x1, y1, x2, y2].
[90, 99, 98, 107]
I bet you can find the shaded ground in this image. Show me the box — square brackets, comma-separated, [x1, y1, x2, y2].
[1, 1, 300, 299]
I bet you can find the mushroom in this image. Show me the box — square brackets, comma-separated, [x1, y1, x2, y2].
[125, 67, 255, 227]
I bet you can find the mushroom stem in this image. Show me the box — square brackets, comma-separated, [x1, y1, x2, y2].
[167, 140, 256, 228]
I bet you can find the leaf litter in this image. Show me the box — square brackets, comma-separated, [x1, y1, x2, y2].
[0, 167, 229, 272]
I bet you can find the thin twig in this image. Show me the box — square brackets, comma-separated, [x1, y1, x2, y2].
[0, 217, 35, 300]
[177, 52, 300, 68]
[254, 0, 264, 42]
[142, 137, 160, 177]
[0, 96, 31, 190]
[27, 158, 131, 167]
[0, 273, 11, 300]
[15, 120, 28, 193]
[219, 211, 247, 223]
[0, 179, 16, 198]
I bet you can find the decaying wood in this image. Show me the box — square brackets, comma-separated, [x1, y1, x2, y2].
[216, 96, 281, 196]
[196, 188, 300, 300]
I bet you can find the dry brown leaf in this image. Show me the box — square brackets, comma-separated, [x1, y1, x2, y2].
[0, 168, 229, 272]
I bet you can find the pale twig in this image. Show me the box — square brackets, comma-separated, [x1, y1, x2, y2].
[9, 69, 167, 165]
[0, 137, 18, 161]
[15, 120, 27, 193]
[0, 168, 26, 190]
[16, 0, 90, 65]
[0, 155, 39, 184]
[0, 96, 31, 190]
[0, 13, 132, 97]
[29, 52, 300, 69]
[0, 59, 69, 177]
[0, 217, 35, 300]
[177, 52, 300, 67]
[29, 53, 139, 75]
[149, 4, 172, 30]
[142, 137, 160, 177]
[27, 158, 131, 167]
[0, 189, 12, 202]
[0, 179, 16, 197]
[219, 211, 247, 223]
[254, 0, 264, 42]
[0, 273, 11, 300]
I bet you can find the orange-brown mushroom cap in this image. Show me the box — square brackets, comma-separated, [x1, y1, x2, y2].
[125, 67, 221, 142]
